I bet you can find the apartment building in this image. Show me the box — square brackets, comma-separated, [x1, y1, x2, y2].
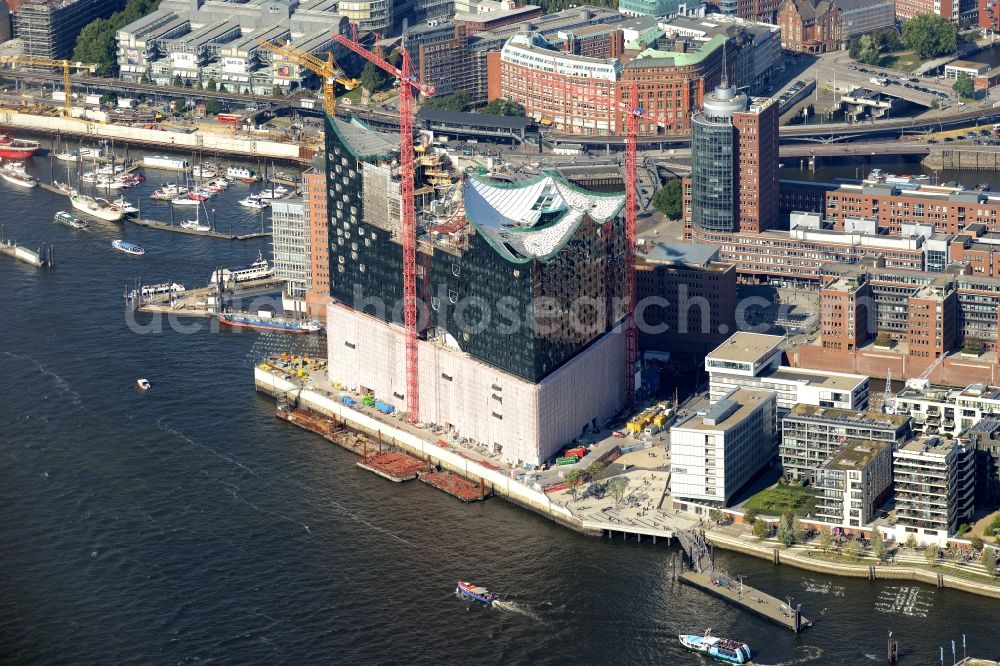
[891, 436, 975, 547]
[16, 0, 124, 59]
[271, 198, 307, 298]
[780, 404, 911, 482]
[960, 417, 1000, 509]
[302, 165, 329, 322]
[670, 388, 777, 507]
[813, 440, 892, 529]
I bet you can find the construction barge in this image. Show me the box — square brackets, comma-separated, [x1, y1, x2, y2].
[419, 471, 489, 502]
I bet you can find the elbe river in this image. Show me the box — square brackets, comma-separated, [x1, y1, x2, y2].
[1, 153, 997, 665]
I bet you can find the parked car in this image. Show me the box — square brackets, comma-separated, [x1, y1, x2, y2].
[943, 136, 955, 142]
[927, 139, 939, 144]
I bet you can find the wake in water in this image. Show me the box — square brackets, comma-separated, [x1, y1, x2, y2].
[753, 645, 824, 665]
[1, 350, 85, 410]
[492, 600, 544, 623]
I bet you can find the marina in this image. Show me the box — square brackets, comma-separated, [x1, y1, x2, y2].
[128, 216, 269, 240]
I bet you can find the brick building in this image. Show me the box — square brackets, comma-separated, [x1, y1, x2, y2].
[778, 0, 840, 53]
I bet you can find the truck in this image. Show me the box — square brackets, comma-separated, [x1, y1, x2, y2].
[870, 76, 888, 86]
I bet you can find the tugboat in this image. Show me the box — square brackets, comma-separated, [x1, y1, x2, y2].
[112, 239, 145, 256]
[456, 581, 497, 605]
[679, 630, 752, 664]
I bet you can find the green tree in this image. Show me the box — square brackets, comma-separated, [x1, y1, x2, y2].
[204, 99, 222, 116]
[875, 27, 903, 52]
[777, 511, 796, 547]
[607, 477, 628, 508]
[586, 461, 605, 480]
[564, 469, 584, 503]
[905, 533, 918, 550]
[652, 179, 682, 219]
[72, 19, 118, 75]
[902, 13, 959, 60]
[99, 92, 117, 106]
[818, 527, 834, 551]
[360, 61, 387, 94]
[753, 518, 769, 541]
[983, 546, 997, 578]
[172, 75, 183, 87]
[708, 508, 722, 524]
[743, 508, 758, 525]
[482, 98, 526, 117]
[971, 535, 985, 551]
[953, 72, 975, 99]
[848, 38, 862, 61]
[843, 539, 862, 561]
[856, 34, 882, 66]
[925, 545, 939, 566]
[871, 529, 888, 562]
[273, 85, 284, 98]
[206, 78, 217, 91]
[421, 91, 472, 112]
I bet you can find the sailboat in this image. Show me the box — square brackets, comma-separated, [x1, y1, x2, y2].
[180, 201, 211, 232]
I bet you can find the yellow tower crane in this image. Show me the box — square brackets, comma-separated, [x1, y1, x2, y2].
[256, 40, 359, 115]
[0, 56, 97, 117]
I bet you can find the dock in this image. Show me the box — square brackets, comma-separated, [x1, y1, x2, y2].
[0, 240, 53, 268]
[679, 571, 812, 633]
[129, 216, 270, 240]
[419, 471, 489, 502]
[357, 451, 430, 482]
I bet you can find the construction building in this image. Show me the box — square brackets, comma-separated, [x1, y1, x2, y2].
[15, 0, 124, 60]
[706, 332, 870, 416]
[302, 164, 330, 322]
[271, 198, 308, 298]
[635, 242, 738, 356]
[684, 81, 779, 234]
[780, 404, 911, 483]
[813, 440, 892, 530]
[891, 436, 975, 547]
[115, 0, 351, 92]
[670, 388, 777, 508]
[404, 22, 477, 99]
[321, 116, 629, 466]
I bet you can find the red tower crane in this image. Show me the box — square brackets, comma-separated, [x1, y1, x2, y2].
[620, 80, 673, 404]
[333, 33, 436, 425]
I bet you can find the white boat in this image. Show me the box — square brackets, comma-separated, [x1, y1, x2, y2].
[55, 147, 103, 162]
[181, 219, 211, 231]
[151, 184, 188, 200]
[112, 197, 138, 214]
[112, 239, 145, 256]
[210, 251, 273, 285]
[0, 163, 37, 188]
[53, 211, 89, 230]
[137, 378, 151, 391]
[170, 196, 200, 206]
[239, 196, 269, 210]
[256, 189, 287, 200]
[71, 193, 125, 222]
[53, 180, 75, 195]
[192, 164, 218, 179]
[143, 155, 189, 171]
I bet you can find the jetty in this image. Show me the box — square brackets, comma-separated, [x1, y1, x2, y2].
[129, 216, 270, 240]
[679, 571, 812, 633]
[0, 224, 54, 267]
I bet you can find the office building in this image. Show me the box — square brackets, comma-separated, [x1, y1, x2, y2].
[670, 388, 777, 507]
[338, 0, 390, 33]
[778, 0, 894, 52]
[684, 82, 778, 234]
[271, 198, 308, 298]
[321, 116, 629, 465]
[405, 22, 478, 99]
[15, 0, 124, 60]
[302, 165, 330, 322]
[706, 332, 869, 415]
[618, 0, 700, 18]
[780, 404, 911, 482]
[813, 440, 892, 529]
[635, 242, 737, 356]
[901, 0, 976, 22]
[891, 436, 975, 547]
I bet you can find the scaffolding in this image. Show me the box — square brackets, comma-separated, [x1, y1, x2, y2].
[15, 0, 123, 61]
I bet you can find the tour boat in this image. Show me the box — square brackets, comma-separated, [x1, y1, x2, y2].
[209, 251, 272, 284]
[143, 155, 189, 171]
[151, 184, 188, 200]
[239, 196, 269, 210]
[170, 195, 200, 207]
[127, 282, 186, 300]
[136, 378, 150, 391]
[71, 193, 125, 222]
[0, 162, 37, 188]
[216, 311, 322, 333]
[0, 134, 40, 159]
[53, 211, 89, 230]
[456, 581, 497, 605]
[112, 239, 145, 256]
[678, 631, 752, 664]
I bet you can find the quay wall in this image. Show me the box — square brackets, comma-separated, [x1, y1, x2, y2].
[0, 112, 308, 161]
[253, 368, 595, 533]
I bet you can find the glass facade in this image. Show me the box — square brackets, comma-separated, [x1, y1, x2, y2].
[691, 116, 736, 232]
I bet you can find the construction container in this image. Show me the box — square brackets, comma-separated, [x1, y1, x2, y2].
[555, 456, 579, 466]
[374, 400, 395, 414]
[341, 396, 356, 406]
[564, 446, 586, 460]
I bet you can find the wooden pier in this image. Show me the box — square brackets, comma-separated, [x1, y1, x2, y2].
[679, 571, 812, 633]
[129, 216, 270, 240]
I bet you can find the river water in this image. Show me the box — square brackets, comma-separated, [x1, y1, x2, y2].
[1, 153, 998, 665]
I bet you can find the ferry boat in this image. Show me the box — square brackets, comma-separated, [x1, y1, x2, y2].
[456, 581, 497, 605]
[0, 134, 40, 159]
[53, 211, 88, 230]
[210, 251, 272, 284]
[151, 184, 188, 200]
[239, 196, 269, 210]
[127, 282, 185, 301]
[216, 311, 322, 333]
[72, 193, 125, 222]
[226, 166, 258, 182]
[143, 155, 189, 171]
[678, 631, 751, 664]
[112, 239, 145, 256]
[0, 162, 37, 188]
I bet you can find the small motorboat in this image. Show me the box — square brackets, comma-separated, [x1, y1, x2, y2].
[180, 220, 211, 232]
[456, 581, 497, 605]
[112, 239, 145, 256]
[679, 630, 751, 664]
[239, 196, 269, 210]
[136, 378, 150, 391]
[171, 196, 200, 207]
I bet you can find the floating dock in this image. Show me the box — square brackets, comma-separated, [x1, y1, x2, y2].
[275, 406, 373, 457]
[679, 571, 812, 632]
[419, 471, 488, 502]
[0, 240, 53, 268]
[129, 216, 270, 240]
[357, 452, 430, 482]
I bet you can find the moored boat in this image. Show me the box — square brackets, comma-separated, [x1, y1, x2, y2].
[209, 251, 272, 284]
[216, 311, 322, 333]
[111, 197, 139, 214]
[0, 162, 37, 188]
[239, 196, 269, 210]
[151, 184, 188, 200]
[170, 195, 200, 207]
[180, 219, 211, 231]
[456, 581, 497, 605]
[112, 239, 145, 256]
[137, 378, 150, 391]
[0, 134, 40, 159]
[53, 211, 89, 230]
[678, 631, 751, 665]
[71, 193, 125, 221]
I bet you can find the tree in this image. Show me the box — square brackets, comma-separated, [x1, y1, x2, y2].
[972, 535, 985, 551]
[72, 19, 118, 76]
[953, 73, 975, 99]
[871, 529, 888, 563]
[983, 546, 997, 578]
[482, 98, 525, 117]
[206, 78, 217, 91]
[204, 99, 222, 116]
[172, 75, 183, 88]
[843, 539, 862, 561]
[925, 545, 939, 566]
[856, 34, 882, 66]
[777, 511, 796, 547]
[421, 91, 471, 112]
[273, 85, 284, 98]
[652, 179, 682, 220]
[607, 477, 628, 508]
[905, 533, 918, 550]
[708, 508, 722, 525]
[360, 61, 387, 94]
[848, 38, 862, 61]
[902, 13, 959, 60]
[792, 516, 806, 544]
[586, 461, 605, 480]
[564, 469, 584, 503]
[818, 527, 834, 551]
[753, 518, 769, 541]
[743, 508, 758, 525]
